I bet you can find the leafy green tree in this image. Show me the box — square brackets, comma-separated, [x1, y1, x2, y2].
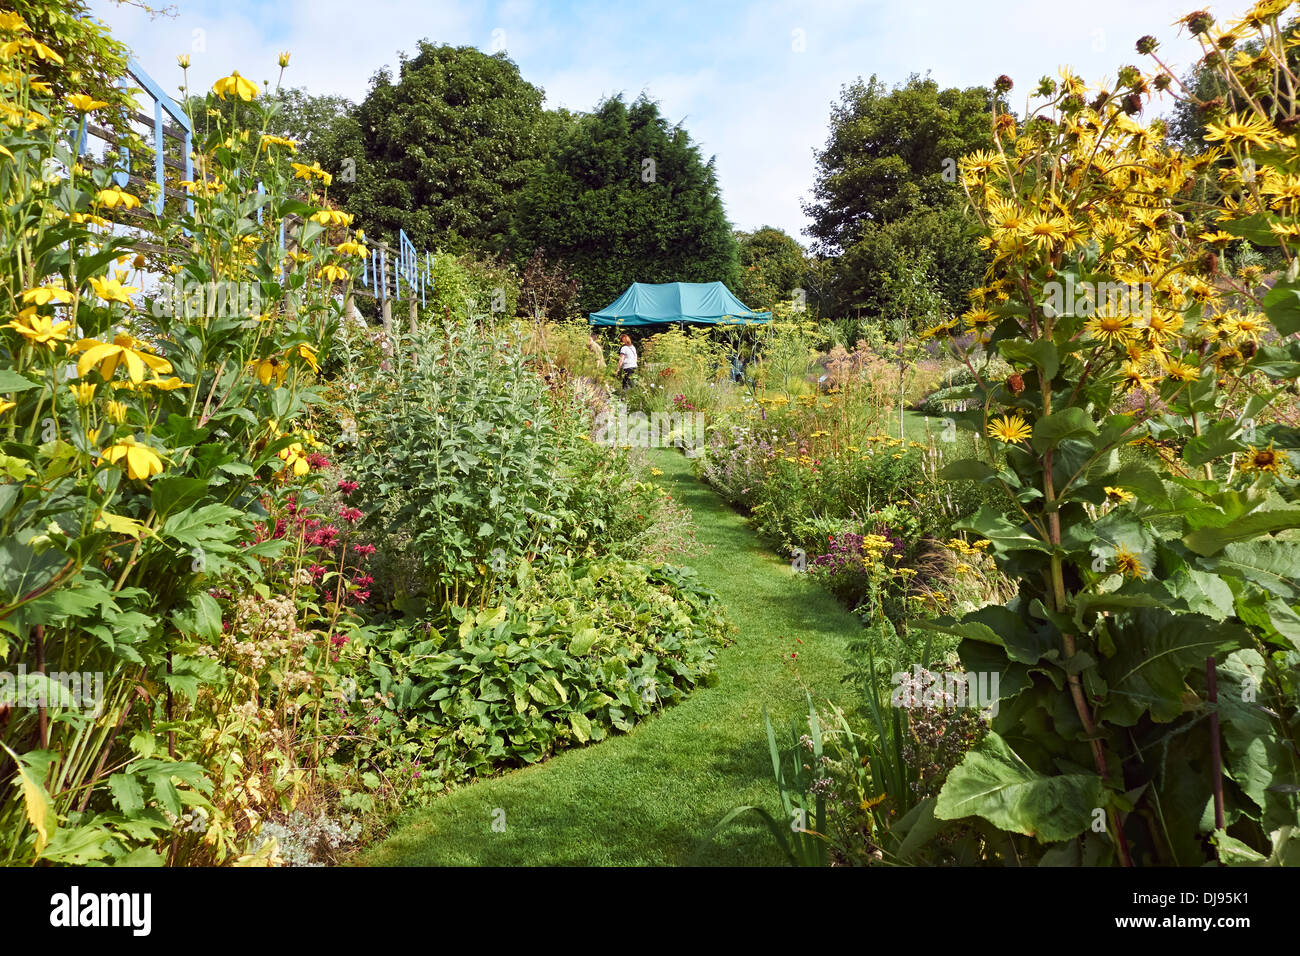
[735, 226, 808, 313]
[805, 74, 996, 318]
[341, 42, 546, 253]
[513, 95, 739, 311]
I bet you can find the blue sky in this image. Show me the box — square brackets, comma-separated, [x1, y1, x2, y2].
[90, 0, 1224, 245]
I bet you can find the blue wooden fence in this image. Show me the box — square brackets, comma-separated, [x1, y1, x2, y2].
[72, 57, 432, 305]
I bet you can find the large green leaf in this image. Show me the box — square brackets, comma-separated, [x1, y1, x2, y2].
[1263, 276, 1300, 335]
[954, 506, 1051, 556]
[1183, 508, 1300, 556]
[1100, 610, 1247, 725]
[1031, 408, 1097, 453]
[934, 732, 1101, 842]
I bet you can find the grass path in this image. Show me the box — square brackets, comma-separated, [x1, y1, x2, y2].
[358, 448, 864, 866]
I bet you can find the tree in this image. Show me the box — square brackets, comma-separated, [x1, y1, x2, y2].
[805, 74, 996, 319]
[341, 42, 546, 253]
[735, 226, 809, 313]
[512, 95, 739, 311]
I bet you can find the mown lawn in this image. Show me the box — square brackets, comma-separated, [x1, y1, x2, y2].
[357, 447, 863, 865]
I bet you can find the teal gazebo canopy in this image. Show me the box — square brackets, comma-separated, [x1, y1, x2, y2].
[588, 281, 772, 327]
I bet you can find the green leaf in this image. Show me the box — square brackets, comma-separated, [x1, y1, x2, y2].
[569, 712, 592, 743]
[934, 732, 1102, 842]
[1263, 276, 1300, 335]
[999, 338, 1059, 381]
[1031, 408, 1097, 453]
[0, 369, 41, 393]
[939, 458, 997, 482]
[954, 506, 1051, 555]
[1, 743, 55, 856]
[1184, 508, 1300, 556]
[150, 476, 211, 519]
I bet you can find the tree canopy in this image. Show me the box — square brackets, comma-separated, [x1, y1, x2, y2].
[512, 95, 739, 312]
[340, 42, 546, 255]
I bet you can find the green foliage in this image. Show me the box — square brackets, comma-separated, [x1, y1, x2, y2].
[735, 226, 810, 314]
[340, 42, 546, 254]
[330, 558, 733, 799]
[512, 95, 739, 311]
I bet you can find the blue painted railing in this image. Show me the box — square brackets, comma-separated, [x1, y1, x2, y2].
[73, 56, 433, 306]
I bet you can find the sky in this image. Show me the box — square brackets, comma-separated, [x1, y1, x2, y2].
[89, 0, 1231, 246]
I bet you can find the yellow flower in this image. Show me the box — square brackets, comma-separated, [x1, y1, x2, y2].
[250, 356, 287, 386]
[72, 333, 174, 383]
[139, 376, 194, 391]
[0, 12, 31, 32]
[318, 264, 350, 283]
[278, 442, 309, 477]
[649, 467, 664, 476]
[0, 36, 63, 65]
[105, 400, 128, 424]
[1114, 547, 1147, 580]
[68, 382, 96, 405]
[334, 241, 366, 257]
[277, 51, 291, 68]
[67, 93, 108, 113]
[21, 286, 74, 306]
[87, 274, 140, 306]
[292, 343, 319, 372]
[1104, 486, 1134, 504]
[94, 187, 141, 209]
[309, 208, 350, 227]
[177, 54, 190, 69]
[988, 413, 1032, 445]
[1204, 111, 1280, 150]
[1083, 311, 1136, 347]
[6, 308, 71, 349]
[101, 436, 164, 481]
[1240, 442, 1285, 475]
[291, 161, 333, 186]
[0, 399, 15, 415]
[260, 134, 297, 152]
[212, 71, 259, 101]
[1164, 360, 1200, 382]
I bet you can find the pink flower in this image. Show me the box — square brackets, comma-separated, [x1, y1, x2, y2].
[308, 563, 326, 579]
[337, 479, 359, 495]
[308, 452, 330, 469]
[353, 543, 376, 558]
[330, 633, 349, 647]
[339, 506, 363, 524]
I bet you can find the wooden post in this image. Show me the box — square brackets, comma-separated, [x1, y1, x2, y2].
[408, 295, 417, 335]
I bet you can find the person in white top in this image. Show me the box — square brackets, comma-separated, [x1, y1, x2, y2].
[617, 333, 637, 390]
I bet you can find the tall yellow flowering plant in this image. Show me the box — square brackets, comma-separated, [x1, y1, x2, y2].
[0, 7, 364, 865]
[922, 7, 1300, 866]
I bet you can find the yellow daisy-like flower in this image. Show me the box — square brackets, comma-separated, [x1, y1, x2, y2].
[1165, 360, 1200, 382]
[291, 161, 333, 186]
[1084, 311, 1136, 346]
[278, 442, 310, 477]
[72, 333, 173, 383]
[988, 413, 1032, 445]
[100, 436, 164, 481]
[105, 400, 128, 424]
[1114, 546, 1148, 580]
[1104, 486, 1134, 504]
[6, 308, 71, 349]
[334, 241, 366, 257]
[21, 286, 74, 306]
[94, 187, 141, 210]
[87, 274, 140, 306]
[139, 376, 194, 391]
[1240, 442, 1285, 475]
[260, 133, 298, 152]
[212, 71, 259, 101]
[0, 36, 63, 65]
[1203, 111, 1281, 150]
[318, 264, 350, 283]
[309, 208, 351, 227]
[0, 11, 31, 32]
[67, 93, 108, 113]
[250, 356, 287, 387]
[68, 382, 96, 405]
[1119, 360, 1156, 392]
[292, 343, 319, 372]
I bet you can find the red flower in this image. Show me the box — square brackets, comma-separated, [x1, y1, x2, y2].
[339, 506, 363, 524]
[337, 479, 359, 495]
